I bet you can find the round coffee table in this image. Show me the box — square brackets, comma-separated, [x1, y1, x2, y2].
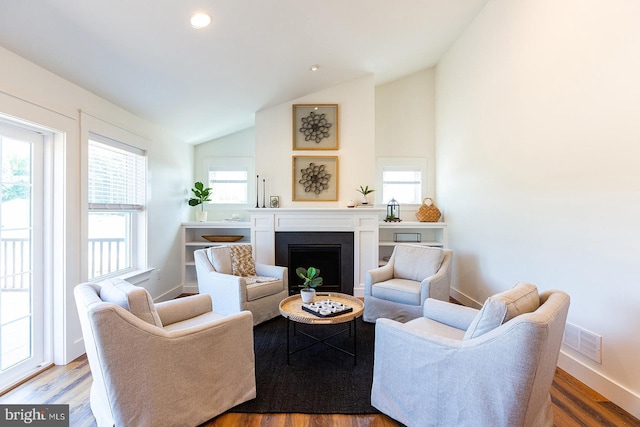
[279, 292, 364, 364]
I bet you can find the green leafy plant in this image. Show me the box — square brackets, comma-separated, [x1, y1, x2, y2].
[356, 185, 375, 196]
[295, 267, 323, 289]
[188, 181, 212, 211]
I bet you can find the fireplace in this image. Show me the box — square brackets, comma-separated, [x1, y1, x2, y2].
[275, 232, 354, 295]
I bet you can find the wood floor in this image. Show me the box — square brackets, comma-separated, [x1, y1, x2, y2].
[1, 354, 639, 427]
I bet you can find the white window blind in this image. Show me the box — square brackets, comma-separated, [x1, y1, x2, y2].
[382, 167, 422, 204]
[208, 166, 248, 204]
[88, 135, 145, 210]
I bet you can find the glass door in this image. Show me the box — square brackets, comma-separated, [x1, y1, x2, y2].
[0, 122, 44, 391]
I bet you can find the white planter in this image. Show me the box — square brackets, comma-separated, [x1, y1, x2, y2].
[196, 210, 208, 222]
[300, 288, 316, 303]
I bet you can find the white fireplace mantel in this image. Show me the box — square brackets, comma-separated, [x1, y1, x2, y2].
[248, 208, 385, 296]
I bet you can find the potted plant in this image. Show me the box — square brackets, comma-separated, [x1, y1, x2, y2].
[356, 185, 375, 205]
[296, 266, 323, 303]
[188, 181, 212, 222]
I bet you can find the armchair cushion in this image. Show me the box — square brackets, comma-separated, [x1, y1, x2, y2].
[207, 246, 233, 274]
[403, 316, 467, 341]
[99, 278, 162, 327]
[371, 278, 421, 305]
[246, 278, 283, 301]
[230, 244, 256, 276]
[393, 245, 444, 281]
[464, 282, 540, 340]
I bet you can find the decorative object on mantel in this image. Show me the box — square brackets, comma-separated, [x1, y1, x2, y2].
[347, 200, 356, 208]
[416, 197, 442, 222]
[202, 235, 244, 242]
[292, 104, 339, 150]
[262, 178, 266, 208]
[292, 156, 338, 201]
[296, 266, 323, 303]
[188, 181, 212, 222]
[270, 196, 279, 208]
[385, 198, 401, 222]
[356, 185, 375, 205]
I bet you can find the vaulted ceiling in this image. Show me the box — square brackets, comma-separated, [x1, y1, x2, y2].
[0, 0, 488, 144]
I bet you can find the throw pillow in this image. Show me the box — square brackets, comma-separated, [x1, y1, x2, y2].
[229, 244, 256, 277]
[463, 282, 539, 340]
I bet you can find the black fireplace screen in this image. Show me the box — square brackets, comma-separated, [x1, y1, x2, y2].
[275, 232, 354, 295]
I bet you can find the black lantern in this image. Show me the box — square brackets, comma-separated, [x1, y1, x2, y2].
[385, 198, 401, 222]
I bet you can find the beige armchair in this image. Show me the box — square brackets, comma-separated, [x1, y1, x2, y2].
[364, 245, 453, 323]
[371, 282, 570, 427]
[74, 279, 256, 427]
[194, 245, 288, 325]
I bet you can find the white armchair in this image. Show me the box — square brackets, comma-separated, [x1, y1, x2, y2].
[371, 282, 570, 427]
[194, 244, 289, 325]
[364, 245, 453, 323]
[74, 278, 256, 427]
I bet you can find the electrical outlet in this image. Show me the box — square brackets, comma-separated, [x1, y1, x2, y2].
[563, 322, 602, 364]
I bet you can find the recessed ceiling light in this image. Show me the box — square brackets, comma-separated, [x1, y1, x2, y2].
[310, 64, 319, 71]
[191, 12, 212, 29]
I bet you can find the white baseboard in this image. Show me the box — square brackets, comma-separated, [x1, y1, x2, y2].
[155, 284, 186, 302]
[558, 351, 640, 420]
[353, 284, 364, 298]
[449, 286, 482, 308]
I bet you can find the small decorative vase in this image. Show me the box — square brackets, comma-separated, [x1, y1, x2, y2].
[360, 195, 368, 205]
[196, 210, 208, 222]
[300, 288, 316, 303]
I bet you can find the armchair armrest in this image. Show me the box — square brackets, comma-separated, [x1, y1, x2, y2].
[155, 293, 212, 326]
[419, 250, 453, 302]
[197, 270, 247, 315]
[255, 263, 287, 280]
[422, 298, 479, 330]
[365, 263, 394, 296]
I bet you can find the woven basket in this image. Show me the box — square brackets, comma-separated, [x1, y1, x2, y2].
[415, 198, 441, 222]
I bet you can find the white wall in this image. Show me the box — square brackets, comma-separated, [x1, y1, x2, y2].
[375, 68, 436, 219]
[255, 75, 376, 207]
[0, 47, 193, 363]
[193, 127, 255, 221]
[436, 0, 640, 417]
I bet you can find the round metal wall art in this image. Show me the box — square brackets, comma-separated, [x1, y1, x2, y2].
[298, 162, 331, 194]
[299, 111, 332, 143]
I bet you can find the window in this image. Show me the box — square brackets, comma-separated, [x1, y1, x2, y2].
[208, 167, 248, 204]
[88, 134, 146, 280]
[382, 168, 422, 204]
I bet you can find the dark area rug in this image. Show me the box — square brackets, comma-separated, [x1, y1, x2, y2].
[230, 316, 379, 414]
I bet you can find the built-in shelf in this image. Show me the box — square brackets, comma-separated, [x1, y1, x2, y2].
[181, 221, 251, 293]
[378, 221, 448, 267]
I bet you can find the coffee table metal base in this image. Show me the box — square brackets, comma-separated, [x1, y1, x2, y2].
[286, 318, 357, 365]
